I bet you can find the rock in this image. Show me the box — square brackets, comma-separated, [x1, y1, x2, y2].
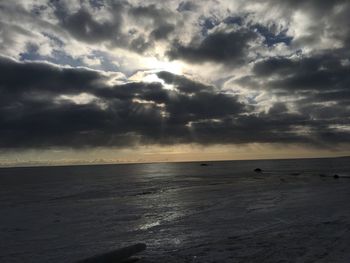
[254, 168, 263, 173]
[121, 257, 141, 263]
[319, 174, 327, 177]
[76, 243, 146, 263]
[200, 163, 209, 166]
[334, 174, 339, 179]
[135, 191, 153, 196]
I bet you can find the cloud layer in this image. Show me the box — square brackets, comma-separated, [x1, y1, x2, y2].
[0, 0, 349, 150]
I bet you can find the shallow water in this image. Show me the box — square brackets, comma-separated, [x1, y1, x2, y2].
[0, 157, 350, 262]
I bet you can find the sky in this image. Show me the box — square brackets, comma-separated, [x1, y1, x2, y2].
[0, 0, 350, 166]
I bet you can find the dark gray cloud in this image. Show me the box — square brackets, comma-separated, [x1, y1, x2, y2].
[177, 1, 198, 12]
[151, 23, 175, 40]
[0, 59, 103, 98]
[51, 1, 127, 46]
[128, 4, 176, 42]
[0, 56, 242, 148]
[129, 4, 170, 20]
[168, 28, 257, 65]
[50, 1, 175, 53]
[263, 0, 346, 13]
[0, 56, 349, 149]
[262, 0, 350, 48]
[252, 52, 350, 94]
[61, 9, 120, 43]
[235, 51, 350, 145]
[167, 0, 350, 67]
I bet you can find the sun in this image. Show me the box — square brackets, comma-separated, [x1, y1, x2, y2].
[144, 57, 184, 75]
[129, 56, 185, 89]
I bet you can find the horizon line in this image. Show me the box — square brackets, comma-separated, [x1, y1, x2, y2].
[1, 155, 349, 170]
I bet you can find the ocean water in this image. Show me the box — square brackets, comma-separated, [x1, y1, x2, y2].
[0, 157, 350, 262]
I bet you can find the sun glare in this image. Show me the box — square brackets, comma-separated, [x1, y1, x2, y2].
[142, 73, 176, 90]
[145, 57, 184, 75]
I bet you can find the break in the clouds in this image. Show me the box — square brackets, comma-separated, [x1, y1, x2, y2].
[0, 0, 349, 152]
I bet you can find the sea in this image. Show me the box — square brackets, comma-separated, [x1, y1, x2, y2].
[1, 157, 350, 262]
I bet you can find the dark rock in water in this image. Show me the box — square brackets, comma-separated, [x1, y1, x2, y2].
[76, 243, 146, 263]
[254, 168, 262, 173]
[122, 257, 141, 263]
[200, 163, 209, 166]
[319, 174, 327, 177]
[290, 172, 301, 176]
[334, 174, 339, 179]
[135, 191, 154, 196]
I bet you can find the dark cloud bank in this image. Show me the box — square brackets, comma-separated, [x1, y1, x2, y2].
[0, 0, 349, 150]
[168, 29, 257, 65]
[51, 1, 175, 53]
[0, 56, 349, 149]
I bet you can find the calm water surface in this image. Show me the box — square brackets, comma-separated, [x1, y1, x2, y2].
[0, 157, 350, 262]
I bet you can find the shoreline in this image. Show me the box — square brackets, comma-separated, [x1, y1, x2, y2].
[0, 155, 349, 170]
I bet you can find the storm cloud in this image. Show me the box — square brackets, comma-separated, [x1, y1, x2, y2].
[168, 28, 257, 65]
[0, 56, 243, 148]
[0, 55, 349, 149]
[0, 0, 349, 152]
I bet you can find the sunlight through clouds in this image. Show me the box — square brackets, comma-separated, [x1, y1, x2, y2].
[0, 0, 349, 164]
